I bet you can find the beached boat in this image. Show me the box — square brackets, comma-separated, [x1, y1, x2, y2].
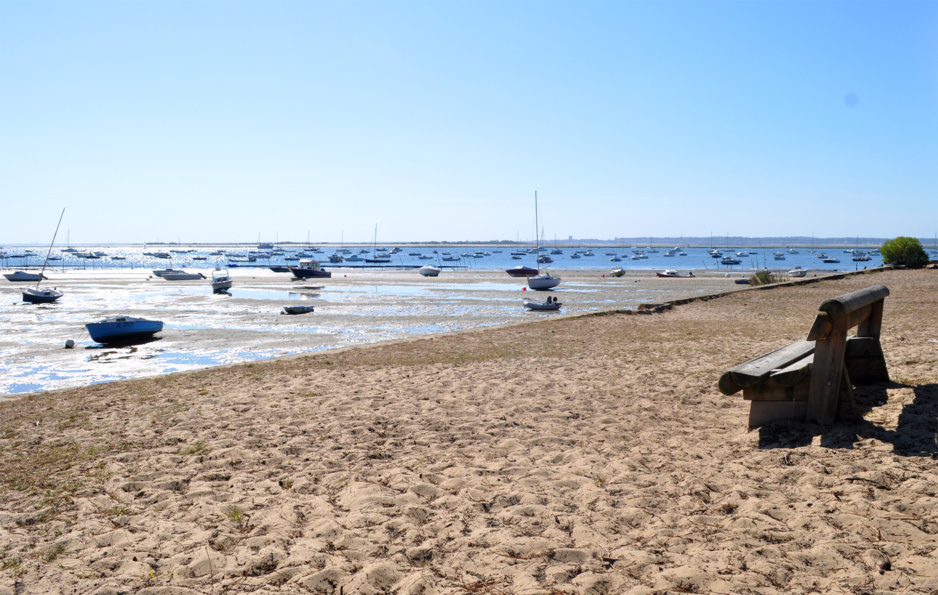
[161, 271, 206, 281]
[656, 269, 695, 278]
[22, 287, 63, 304]
[527, 192, 561, 291]
[289, 259, 332, 279]
[528, 272, 561, 290]
[523, 296, 562, 311]
[86, 317, 163, 344]
[152, 268, 186, 277]
[282, 305, 315, 315]
[609, 268, 625, 277]
[788, 266, 807, 278]
[506, 265, 538, 277]
[418, 265, 441, 277]
[21, 208, 66, 304]
[4, 271, 46, 282]
[211, 269, 232, 293]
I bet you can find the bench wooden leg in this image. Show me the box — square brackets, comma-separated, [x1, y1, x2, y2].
[806, 313, 848, 425]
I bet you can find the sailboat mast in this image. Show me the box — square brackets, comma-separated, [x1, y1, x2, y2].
[37, 208, 65, 288]
[534, 191, 539, 267]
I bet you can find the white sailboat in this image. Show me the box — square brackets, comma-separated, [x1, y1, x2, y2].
[527, 191, 561, 291]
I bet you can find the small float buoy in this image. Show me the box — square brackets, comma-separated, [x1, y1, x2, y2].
[65, 339, 75, 349]
[522, 286, 526, 291]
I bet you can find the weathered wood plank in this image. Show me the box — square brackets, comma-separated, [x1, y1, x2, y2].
[749, 401, 808, 428]
[857, 299, 884, 338]
[718, 340, 814, 396]
[767, 356, 813, 387]
[806, 311, 849, 424]
[807, 313, 833, 341]
[818, 285, 889, 315]
[743, 376, 811, 401]
[844, 336, 890, 384]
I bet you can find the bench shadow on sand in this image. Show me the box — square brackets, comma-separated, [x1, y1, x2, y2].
[756, 382, 938, 457]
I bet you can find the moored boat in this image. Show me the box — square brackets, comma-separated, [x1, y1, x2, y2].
[528, 272, 561, 290]
[161, 271, 206, 280]
[211, 269, 233, 293]
[289, 259, 332, 279]
[22, 287, 63, 304]
[506, 265, 538, 277]
[86, 317, 163, 344]
[4, 271, 46, 282]
[282, 305, 315, 315]
[656, 269, 695, 278]
[523, 296, 562, 311]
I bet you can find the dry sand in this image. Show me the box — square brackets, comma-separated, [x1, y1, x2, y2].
[1, 267, 936, 594]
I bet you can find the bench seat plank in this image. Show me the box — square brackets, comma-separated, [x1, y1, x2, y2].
[718, 339, 814, 396]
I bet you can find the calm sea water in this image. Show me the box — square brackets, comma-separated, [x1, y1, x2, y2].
[0, 243, 883, 273]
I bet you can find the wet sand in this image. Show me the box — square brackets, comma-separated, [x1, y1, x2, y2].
[1, 267, 752, 396]
[1, 267, 936, 594]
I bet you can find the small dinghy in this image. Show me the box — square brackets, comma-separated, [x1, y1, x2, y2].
[523, 296, 562, 311]
[282, 305, 315, 315]
[86, 316, 163, 344]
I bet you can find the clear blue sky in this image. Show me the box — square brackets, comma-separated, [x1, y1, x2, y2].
[2, 0, 936, 244]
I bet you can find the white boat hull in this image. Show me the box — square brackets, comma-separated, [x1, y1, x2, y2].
[528, 274, 561, 291]
[418, 266, 441, 277]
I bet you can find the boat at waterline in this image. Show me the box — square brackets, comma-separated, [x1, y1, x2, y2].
[86, 317, 163, 344]
[418, 265, 441, 277]
[282, 305, 315, 315]
[211, 269, 233, 293]
[656, 269, 695, 278]
[289, 259, 332, 279]
[4, 271, 47, 282]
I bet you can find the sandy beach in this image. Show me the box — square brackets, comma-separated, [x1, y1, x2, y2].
[1, 267, 936, 594]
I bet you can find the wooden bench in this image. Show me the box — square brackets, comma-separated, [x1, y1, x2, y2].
[719, 285, 890, 427]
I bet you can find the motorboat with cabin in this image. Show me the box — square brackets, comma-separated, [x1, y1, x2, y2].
[4, 271, 46, 282]
[289, 259, 332, 279]
[656, 269, 695, 278]
[211, 269, 233, 293]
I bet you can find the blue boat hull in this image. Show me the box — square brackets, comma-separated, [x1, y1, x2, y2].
[86, 318, 163, 344]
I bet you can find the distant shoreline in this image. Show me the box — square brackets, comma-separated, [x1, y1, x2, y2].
[0, 239, 907, 249]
